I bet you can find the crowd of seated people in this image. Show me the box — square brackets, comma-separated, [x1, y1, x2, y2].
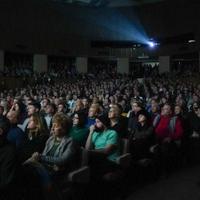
[1, 66, 33, 77]
[1, 56, 33, 77]
[129, 63, 159, 78]
[88, 63, 117, 78]
[0, 70, 200, 199]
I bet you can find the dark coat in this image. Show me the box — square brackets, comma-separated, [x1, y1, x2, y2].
[130, 124, 154, 160]
[18, 134, 49, 163]
[0, 140, 16, 191]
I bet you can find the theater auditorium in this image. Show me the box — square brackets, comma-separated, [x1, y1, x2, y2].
[0, 0, 200, 199]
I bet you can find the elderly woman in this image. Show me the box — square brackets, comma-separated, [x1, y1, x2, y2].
[23, 113, 79, 199]
[29, 113, 78, 173]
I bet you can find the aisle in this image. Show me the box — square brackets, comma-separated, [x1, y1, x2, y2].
[126, 165, 200, 200]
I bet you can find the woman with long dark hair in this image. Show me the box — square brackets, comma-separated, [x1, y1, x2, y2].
[69, 112, 88, 146]
[18, 113, 49, 163]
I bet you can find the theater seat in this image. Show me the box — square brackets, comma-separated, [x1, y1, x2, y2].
[68, 148, 90, 183]
[116, 138, 131, 168]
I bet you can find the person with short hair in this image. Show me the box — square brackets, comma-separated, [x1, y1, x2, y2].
[44, 103, 57, 131]
[85, 114, 120, 180]
[7, 110, 26, 148]
[128, 100, 146, 134]
[130, 111, 154, 160]
[86, 105, 100, 127]
[108, 104, 128, 138]
[187, 102, 200, 163]
[81, 97, 90, 114]
[154, 104, 183, 142]
[18, 101, 43, 132]
[57, 102, 67, 114]
[40, 98, 50, 115]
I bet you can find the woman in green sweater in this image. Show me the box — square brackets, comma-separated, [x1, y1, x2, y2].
[69, 112, 89, 146]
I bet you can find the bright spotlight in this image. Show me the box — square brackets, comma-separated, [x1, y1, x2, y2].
[148, 41, 156, 48]
[147, 40, 159, 48]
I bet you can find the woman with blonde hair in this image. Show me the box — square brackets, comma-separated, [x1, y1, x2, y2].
[70, 99, 84, 115]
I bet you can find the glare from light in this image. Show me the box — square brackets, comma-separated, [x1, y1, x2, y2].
[148, 41, 155, 48]
[188, 39, 196, 43]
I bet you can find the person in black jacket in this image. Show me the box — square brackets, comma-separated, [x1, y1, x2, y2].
[18, 113, 49, 163]
[187, 102, 200, 164]
[0, 116, 17, 200]
[130, 110, 154, 160]
[128, 100, 146, 135]
[108, 104, 128, 138]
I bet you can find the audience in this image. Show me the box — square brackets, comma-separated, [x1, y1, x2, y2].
[0, 67, 200, 198]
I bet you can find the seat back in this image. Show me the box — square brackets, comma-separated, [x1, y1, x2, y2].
[68, 148, 90, 183]
[80, 147, 89, 167]
[120, 138, 130, 155]
[117, 138, 131, 168]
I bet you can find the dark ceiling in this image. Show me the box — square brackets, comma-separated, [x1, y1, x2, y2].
[50, 0, 166, 7]
[0, 0, 199, 56]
